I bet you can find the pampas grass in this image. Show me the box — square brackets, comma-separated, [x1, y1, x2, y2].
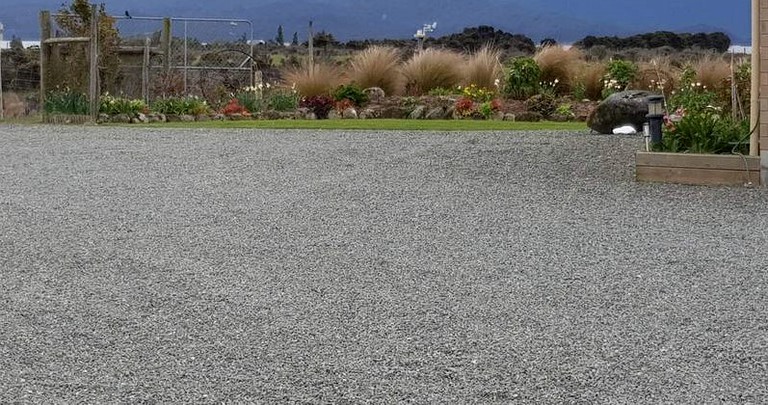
[283, 62, 342, 98]
[462, 46, 503, 90]
[349, 46, 404, 96]
[401, 49, 464, 96]
[534, 46, 584, 94]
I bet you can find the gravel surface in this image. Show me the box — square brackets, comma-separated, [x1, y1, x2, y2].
[0, 124, 766, 403]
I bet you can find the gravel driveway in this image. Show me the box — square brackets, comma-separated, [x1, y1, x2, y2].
[1, 125, 766, 403]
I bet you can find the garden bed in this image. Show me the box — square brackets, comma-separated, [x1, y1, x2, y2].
[43, 114, 93, 124]
[635, 151, 760, 186]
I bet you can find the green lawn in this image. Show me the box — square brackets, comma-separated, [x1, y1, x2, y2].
[150, 119, 588, 131]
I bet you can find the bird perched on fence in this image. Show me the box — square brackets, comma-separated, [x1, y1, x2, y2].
[124, 10, 132, 19]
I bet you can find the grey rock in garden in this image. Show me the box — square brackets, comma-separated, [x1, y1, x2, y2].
[425, 107, 448, 119]
[408, 105, 426, 119]
[341, 107, 358, 119]
[363, 87, 386, 101]
[111, 113, 132, 123]
[180, 114, 196, 122]
[587, 90, 659, 134]
[328, 110, 341, 120]
[503, 113, 516, 121]
[358, 108, 379, 119]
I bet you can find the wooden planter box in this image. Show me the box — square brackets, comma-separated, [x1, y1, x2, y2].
[636, 151, 761, 186]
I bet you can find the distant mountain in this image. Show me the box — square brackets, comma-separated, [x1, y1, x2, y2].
[0, 0, 751, 44]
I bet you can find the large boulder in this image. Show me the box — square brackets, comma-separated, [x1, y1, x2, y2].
[587, 90, 659, 134]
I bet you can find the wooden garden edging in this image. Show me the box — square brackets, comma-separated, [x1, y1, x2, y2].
[636, 151, 761, 186]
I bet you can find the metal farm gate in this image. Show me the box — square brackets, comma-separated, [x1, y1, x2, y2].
[112, 15, 255, 105]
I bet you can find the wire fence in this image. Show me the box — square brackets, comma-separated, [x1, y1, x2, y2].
[113, 16, 255, 106]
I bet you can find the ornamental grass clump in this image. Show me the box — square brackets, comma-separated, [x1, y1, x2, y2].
[401, 49, 464, 96]
[349, 46, 403, 96]
[283, 62, 341, 98]
[534, 45, 583, 95]
[462, 46, 503, 91]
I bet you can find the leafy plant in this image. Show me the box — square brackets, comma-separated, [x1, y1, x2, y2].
[267, 89, 300, 111]
[45, 88, 89, 115]
[151, 96, 210, 115]
[478, 99, 502, 119]
[454, 97, 475, 117]
[99, 93, 147, 115]
[503, 57, 541, 100]
[300, 95, 334, 119]
[659, 110, 749, 154]
[333, 84, 368, 107]
[602, 59, 638, 98]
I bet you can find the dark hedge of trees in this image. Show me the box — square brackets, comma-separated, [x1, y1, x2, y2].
[428, 26, 536, 53]
[344, 25, 535, 54]
[574, 31, 731, 53]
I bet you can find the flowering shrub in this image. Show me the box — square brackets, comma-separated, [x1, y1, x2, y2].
[221, 98, 250, 116]
[460, 84, 495, 102]
[454, 96, 501, 119]
[300, 95, 334, 119]
[454, 97, 475, 117]
[151, 96, 209, 116]
[602, 59, 637, 98]
[99, 93, 148, 115]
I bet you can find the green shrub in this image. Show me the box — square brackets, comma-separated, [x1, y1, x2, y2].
[602, 59, 637, 98]
[267, 89, 300, 111]
[151, 96, 209, 115]
[45, 88, 89, 115]
[660, 110, 749, 154]
[503, 57, 541, 100]
[100, 93, 147, 115]
[333, 84, 368, 106]
[234, 88, 264, 114]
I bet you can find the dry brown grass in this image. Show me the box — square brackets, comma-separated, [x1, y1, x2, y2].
[462, 46, 503, 90]
[534, 46, 584, 94]
[401, 49, 464, 96]
[349, 46, 404, 96]
[632, 58, 679, 96]
[283, 62, 342, 98]
[573, 62, 606, 101]
[691, 54, 730, 91]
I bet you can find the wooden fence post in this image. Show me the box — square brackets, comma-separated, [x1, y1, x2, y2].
[40, 10, 51, 118]
[88, 5, 99, 121]
[161, 17, 171, 74]
[142, 37, 151, 103]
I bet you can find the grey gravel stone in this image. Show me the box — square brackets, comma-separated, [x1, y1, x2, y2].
[0, 124, 766, 403]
